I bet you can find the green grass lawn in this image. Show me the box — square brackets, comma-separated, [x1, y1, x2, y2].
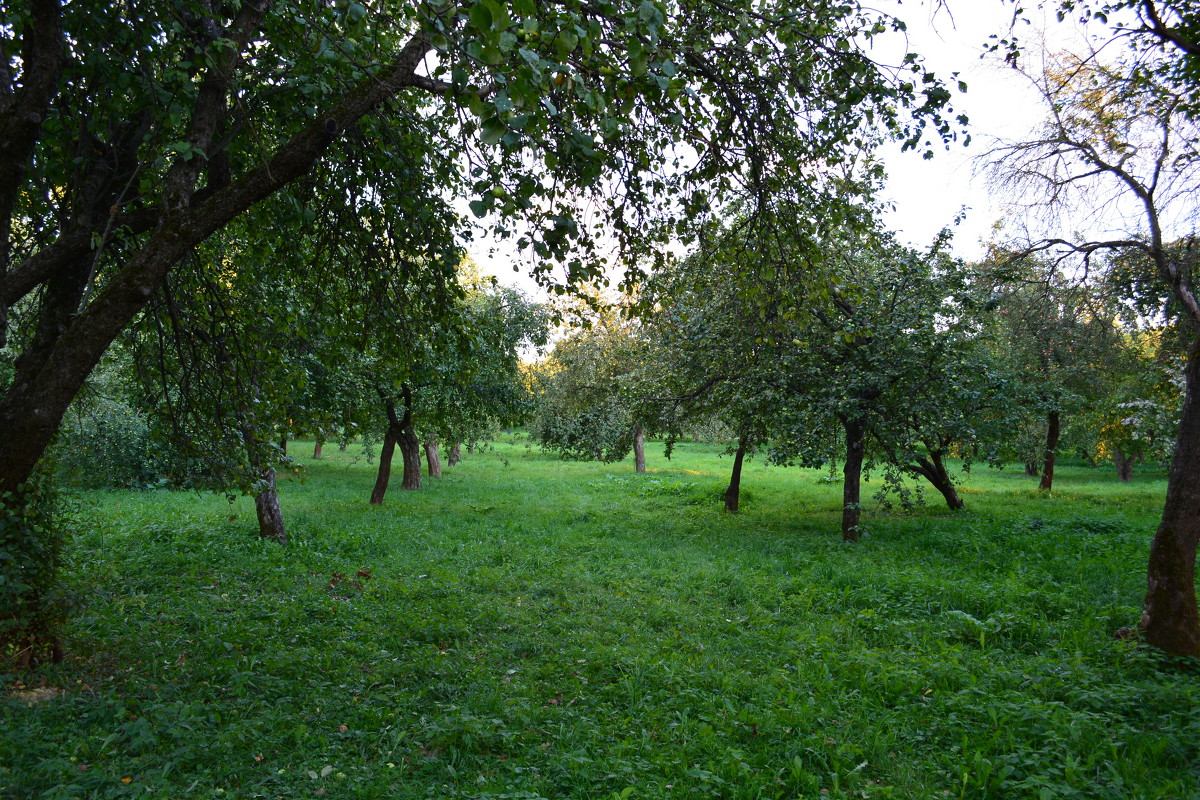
[3, 436, 1197, 799]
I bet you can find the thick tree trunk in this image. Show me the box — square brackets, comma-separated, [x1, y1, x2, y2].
[911, 451, 964, 510]
[313, 438, 324, 459]
[370, 423, 399, 506]
[1141, 340, 1200, 658]
[1114, 450, 1134, 482]
[448, 442, 462, 466]
[633, 425, 647, 473]
[842, 418, 866, 542]
[424, 436, 442, 478]
[724, 438, 748, 512]
[254, 468, 287, 544]
[1039, 411, 1060, 491]
[400, 423, 421, 490]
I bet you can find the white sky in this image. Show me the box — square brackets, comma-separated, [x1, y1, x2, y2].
[469, 1, 1085, 296]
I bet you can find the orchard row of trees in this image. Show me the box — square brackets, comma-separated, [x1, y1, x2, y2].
[533, 233, 1181, 532]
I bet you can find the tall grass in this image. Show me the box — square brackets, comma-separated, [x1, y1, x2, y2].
[2, 435, 1195, 799]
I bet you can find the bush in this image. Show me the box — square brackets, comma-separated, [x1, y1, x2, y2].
[0, 469, 70, 668]
[53, 398, 169, 489]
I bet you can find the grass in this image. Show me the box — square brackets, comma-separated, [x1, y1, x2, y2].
[2, 435, 1198, 799]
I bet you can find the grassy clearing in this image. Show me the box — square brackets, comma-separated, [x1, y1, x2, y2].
[3, 436, 1197, 799]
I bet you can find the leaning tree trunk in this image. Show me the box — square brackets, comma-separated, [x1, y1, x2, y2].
[424, 436, 442, 478]
[254, 468, 287, 544]
[1039, 411, 1060, 492]
[842, 418, 866, 542]
[1141, 339, 1200, 658]
[370, 423, 399, 506]
[911, 451, 964, 510]
[633, 425, 647, 474]
[447, 442, 462, 466]
[724, 437, 748, 513]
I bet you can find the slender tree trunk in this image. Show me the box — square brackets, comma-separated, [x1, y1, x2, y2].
[448, 442, 462, 466]
[254, 468, 287, 544]
[1141, 339, 1200, 658]
[842, 418, 866, 542]
[424, 436, 442, 478]
[724, 437, 748, 512]
[1039, 411, 1060, 491]
[279, 436, 288, 457]
[1024, 460, 1039, 477]
[1114, 450, 1134, 482]
[340, 442, 348, 452]
[313, 438, 324, 459]
[370, 423, 399, 506]
[633, 425, 647, 473]
[467, 441, 476, 455]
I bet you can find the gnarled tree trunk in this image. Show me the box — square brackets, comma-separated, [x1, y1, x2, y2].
[448, 442, 462, 466]
[399, 422, 421, 490]
[254, 468, 287, 544]
[724, 437, 748, 512]
[842, 417, 866, 542]
[1039, 411, 1060, 491]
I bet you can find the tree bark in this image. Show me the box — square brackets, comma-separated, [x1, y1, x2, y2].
[313, 438, 324, 459]
[448, 442, 462, 466]
[633, 425, 647, 473]
[254, 468, 287, 544]
[1024, 460, 1040, 477]
[1039, 410, 1060, 491]
[467, 441, 476, 455]
[1141, 339, 1200, 658]
[424, 436, 442, 477]
[724, 437, 748, 512]
[842, 418, 866, 542]
[279, 436, 288, 458]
